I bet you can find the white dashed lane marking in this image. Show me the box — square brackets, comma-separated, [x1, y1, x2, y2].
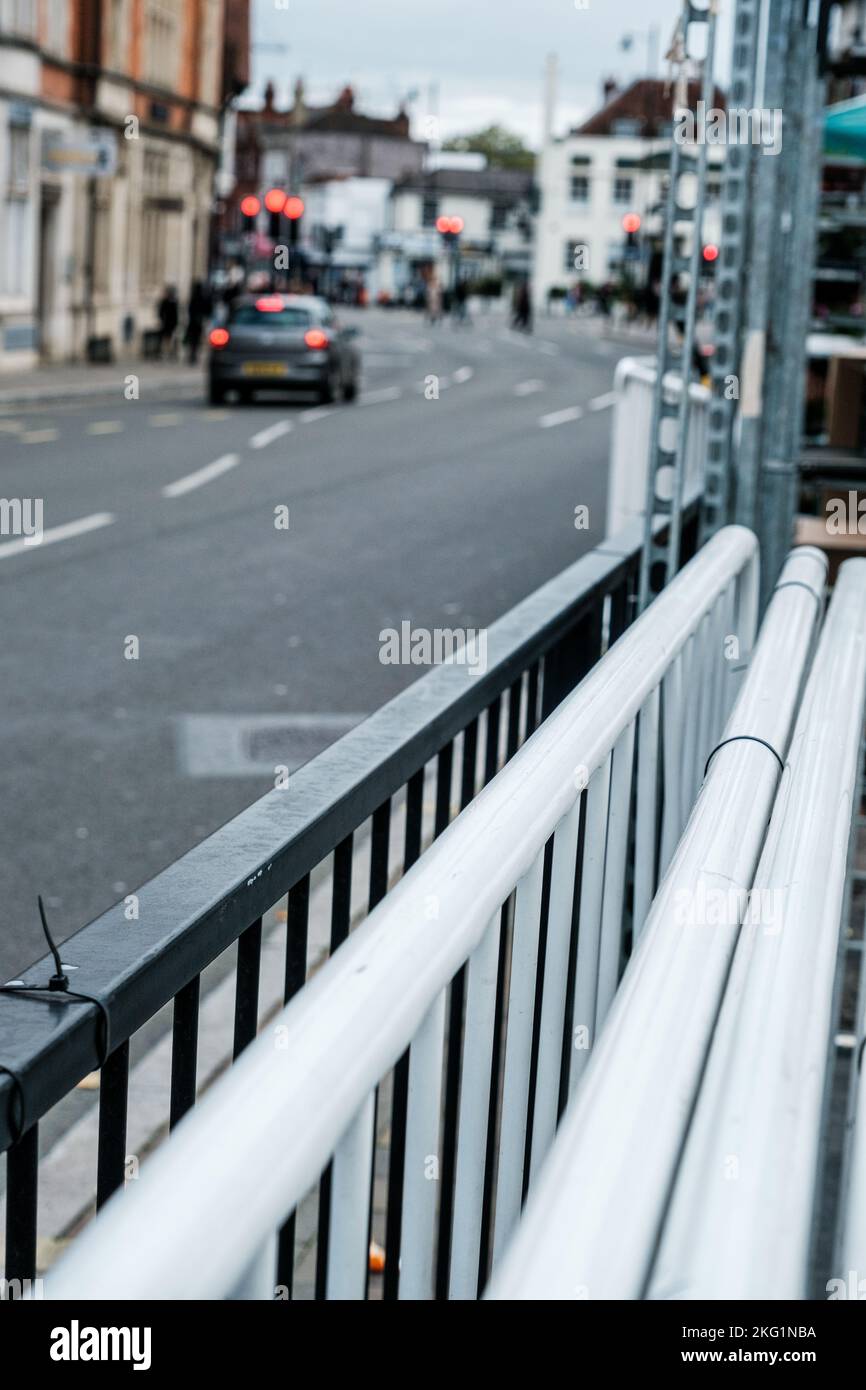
[249, 420, 293, 449]
[359, 386, 403, 406]
[539, 406, 584, 429]
[87, 420, 125, 435]
[148, 413, 182, 428]
[21, 429, 59, 445]
[299, 406, 336, 423]
[589, 391, 617, 412]
[0, 511, 115, 560]
[162, 453, 240, 498]
[451, 366, 474, 384]
[514, 379, 545, 397]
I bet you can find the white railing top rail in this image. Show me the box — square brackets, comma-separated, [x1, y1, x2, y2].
[651, 558, 866, 1300]
[48, 526, 759, 1300]
[487, 545, 829, 1301]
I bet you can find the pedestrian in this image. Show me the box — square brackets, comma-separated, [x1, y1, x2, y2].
[157, 284, 179, 359]
[426, 272, 443, 325]
[183, 280, 211, 365]
[512, 279, 532, 333]
[452, 277, 469, 327]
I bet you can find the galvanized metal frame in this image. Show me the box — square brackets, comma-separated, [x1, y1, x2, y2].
[638, 0, 719, 609]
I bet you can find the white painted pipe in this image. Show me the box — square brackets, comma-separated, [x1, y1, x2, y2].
[487, 547, 827, 1301]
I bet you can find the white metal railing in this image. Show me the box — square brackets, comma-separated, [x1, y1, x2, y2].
[651, 558, 866, 1300]
[47, 526, 759, 1301]
[487, 545, 830, 1301]
[606, 357, 710, 537]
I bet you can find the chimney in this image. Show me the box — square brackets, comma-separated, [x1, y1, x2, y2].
[335, 85, 355, 111]
[542, 53, 558, 146]
[263, 80, 276, 114]
[602, 77, 619, 105]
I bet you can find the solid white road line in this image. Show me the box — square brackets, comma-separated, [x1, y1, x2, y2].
[0, 511, 115, 560]
[162, 453, 240, 498]
[589, 391, 618, 412]
[514, 379, 545, 396]
[359, 386, 403, 406]
[539, 406, 584, 429]
[87, 420, 125, 435]
[452, 366, 474, 383]
[249, 419, 293, 449]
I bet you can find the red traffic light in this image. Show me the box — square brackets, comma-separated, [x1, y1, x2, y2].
[703, 243, 720, 262]
[240, 195, 261, 218]
[621, 213, 641, 235]
[284, 195, 305, 220]
[264, 188, 287, 214]
[436, 215, 464, 236]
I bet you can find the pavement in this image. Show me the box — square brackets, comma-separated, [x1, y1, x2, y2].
[0, 306, 626, 978]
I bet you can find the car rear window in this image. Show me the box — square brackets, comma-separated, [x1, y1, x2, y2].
[230, 305, 312, 327]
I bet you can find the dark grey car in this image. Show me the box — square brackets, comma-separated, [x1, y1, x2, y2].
[207, 294, 361, 405]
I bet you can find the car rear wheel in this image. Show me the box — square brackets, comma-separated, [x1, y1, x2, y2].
[208, 382, 225, 405]
[318, 367, 339, 405]
[342, 375, 358, 402]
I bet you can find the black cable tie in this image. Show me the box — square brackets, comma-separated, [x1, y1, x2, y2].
[773, 579, 823, 607]
[704, 734, 785, 778]
[0, 899, 112, 1143]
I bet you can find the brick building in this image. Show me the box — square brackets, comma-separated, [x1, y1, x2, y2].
[0, 0, 249, 370]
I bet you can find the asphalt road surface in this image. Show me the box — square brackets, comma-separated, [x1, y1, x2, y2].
[0, 307, 629, 976]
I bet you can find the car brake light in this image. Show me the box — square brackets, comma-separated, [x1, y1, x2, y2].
[304, 328, 329, 350]
[209, 327, 230, 348]
[255, 296, 284, 312]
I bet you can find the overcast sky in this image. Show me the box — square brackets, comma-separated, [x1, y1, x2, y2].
[250, 0, 734, 147]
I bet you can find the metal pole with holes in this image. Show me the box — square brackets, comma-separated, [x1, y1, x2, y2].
[638, 0, 719, 610]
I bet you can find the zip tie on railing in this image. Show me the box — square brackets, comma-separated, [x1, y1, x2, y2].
[0, 897, 111, 1144]
[773, 579, 824, 606]
[703, 734, 785, 779]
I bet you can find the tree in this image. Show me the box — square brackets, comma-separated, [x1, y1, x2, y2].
[442, 124, 535, 171]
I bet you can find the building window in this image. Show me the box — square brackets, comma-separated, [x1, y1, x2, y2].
[141, 148, 170, 290]
[569, 175, 590, 204]
[607, 241, 625, 272]
[4, 124, 30, 295]
[421, 194, 439, 227]
[0, 0, 37, 37]
[490, 202, 507, 230]
[144, 0, 181, 89]
[612, 177, 633, 205]
[198, 0, 221, 107]
[43, 0, 68, 55]
[612, 118, 642, 136]
[107, 0, 129, 68]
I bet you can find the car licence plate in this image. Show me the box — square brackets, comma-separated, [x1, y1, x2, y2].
[242, 362, 288, 377]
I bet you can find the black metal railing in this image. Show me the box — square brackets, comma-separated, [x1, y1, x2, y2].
[0, 505, 700, 1296]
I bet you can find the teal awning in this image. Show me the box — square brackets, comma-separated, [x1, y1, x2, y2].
[825, 96, 866, 159]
